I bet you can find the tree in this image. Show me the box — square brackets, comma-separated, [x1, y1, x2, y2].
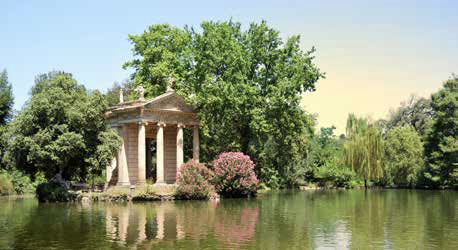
[343, 114, 384, 188]
[4, 71, 121, 181]
[123, 20, 322, 188]
[306, 126, 341, 176]
[423, 76, 457, 189]
[385, 125, 424, 187]
[104, 79, 134, 106]
[0, 69, 14, 126]
[305, 126, 357, 188]
[384, 95, 433, 138]
[0, 69, 14, 169]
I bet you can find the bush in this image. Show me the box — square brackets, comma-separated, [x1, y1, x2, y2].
[315, 163, 357, 188]
[175, 160, 215, 200]
[212, 152, 259, 197]
[0, 173, 14, 196]
[35, 174, 75, 202]
[36, 182, 76, 202]
[9, 170, 46, 194]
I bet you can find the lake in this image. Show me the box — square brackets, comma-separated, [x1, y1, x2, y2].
[0, 190, 456, 249]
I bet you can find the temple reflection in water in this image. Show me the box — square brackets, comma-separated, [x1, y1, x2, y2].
[103, 201, 259, 249]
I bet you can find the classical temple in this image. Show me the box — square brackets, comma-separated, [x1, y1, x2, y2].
[105, 79, 199, 188]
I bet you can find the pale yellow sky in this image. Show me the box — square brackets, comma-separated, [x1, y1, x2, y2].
[291, 2, 458, 135]
[300, 70, 441, 135]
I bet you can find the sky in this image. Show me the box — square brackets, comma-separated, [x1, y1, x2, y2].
[1, 0, 457, 134]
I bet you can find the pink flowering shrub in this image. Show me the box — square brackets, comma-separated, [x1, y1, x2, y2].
[212, 152, 259, 197]
[175, 160, 216, 200]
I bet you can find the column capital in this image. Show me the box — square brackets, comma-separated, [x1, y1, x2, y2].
[157, 122, 166, 128]
[177, 123, 185, 128]
[138, 120, 148, 126]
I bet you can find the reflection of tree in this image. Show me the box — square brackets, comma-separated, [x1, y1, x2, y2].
[8, 202, 121, 250]
[2, 191, 456, 249]
[0, 198, 37, 250]
[174, 201, 216, 241]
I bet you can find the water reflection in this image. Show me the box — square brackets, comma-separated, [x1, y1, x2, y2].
[104, 201, 259, 249]
[0, 190, 456, 249]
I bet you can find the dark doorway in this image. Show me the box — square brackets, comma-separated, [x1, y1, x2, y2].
[146, 138, 156, 183]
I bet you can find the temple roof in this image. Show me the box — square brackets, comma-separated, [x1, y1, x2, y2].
[105, 90, 198, 126]
[107, 91, 195, 113]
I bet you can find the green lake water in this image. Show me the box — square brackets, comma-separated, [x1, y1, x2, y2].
[0, 190, 456, 249]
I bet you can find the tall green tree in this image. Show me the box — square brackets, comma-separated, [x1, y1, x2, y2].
[0, 69, 14, 125]
[423, 76, 457, 188]
[383, 95, 433, 138]
[105, 79, 134, 106]
[385, 125, 424, 187]
[0, 69, 14, 168]
[4, 71, 121, 181]
[343, 114, 384, 188]
[123, 20, 322, 187]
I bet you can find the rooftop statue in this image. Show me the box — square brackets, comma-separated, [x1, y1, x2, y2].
[167, 76, 175, 92]
[135, 85, 145, 101]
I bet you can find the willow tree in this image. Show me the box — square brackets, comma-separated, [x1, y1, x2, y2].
[343, 114, 384, 188]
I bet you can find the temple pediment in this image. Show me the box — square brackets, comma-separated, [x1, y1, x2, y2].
[105, 88, 198, 127]
[144, 92, 195, 113]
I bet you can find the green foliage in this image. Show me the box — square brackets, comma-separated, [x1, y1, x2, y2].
[383, 95, 433, 138]
[4, 71, 121, 182]
[85, 129, 122, 179]
[344, 114, 384, 187]
[104, 80, 134, 106]
[0, 69, 14, 125]
[123, 20, 322, 188]
[306, 126, 342, 176]
[385, 125, 424, 187]
[314, 163, 358, 188]
[35, 182, 75, 202]
[175, 160, 215, 200]
[0, 125, 9, 166]
[378, 95, 434, 139]
[306, 126, 357, 188]
[0, 170, 45, 195]
[0, 172, 14, 195]
[423, 76, 458, 189]
[0, 69, 14, 170]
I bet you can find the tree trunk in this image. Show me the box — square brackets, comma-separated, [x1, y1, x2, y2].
[364, 179, 368, 189]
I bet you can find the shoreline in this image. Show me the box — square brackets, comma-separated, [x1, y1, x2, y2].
[2, 186, 455, 203]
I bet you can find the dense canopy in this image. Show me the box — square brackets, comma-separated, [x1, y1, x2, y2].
[124, 20, 322, 187]
[4, 71, 120, 181]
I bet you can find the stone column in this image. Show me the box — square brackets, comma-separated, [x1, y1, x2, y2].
[137, 205, 147, 243]
[176, 214, 184, 240]
[105, 208, 116, 241]
[176, 124, 184, 174]
[118, 206, 129, 243]
[156, 204, 165, 240]
[117, 125, 130, 186]
[107, 156, 116, 184]
[156, 122, 166, 184]
[193, 126, 200, 162]
[137, 122, 147, 186]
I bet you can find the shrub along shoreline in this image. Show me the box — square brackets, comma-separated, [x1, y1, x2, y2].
[35, 152, 261, 203]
